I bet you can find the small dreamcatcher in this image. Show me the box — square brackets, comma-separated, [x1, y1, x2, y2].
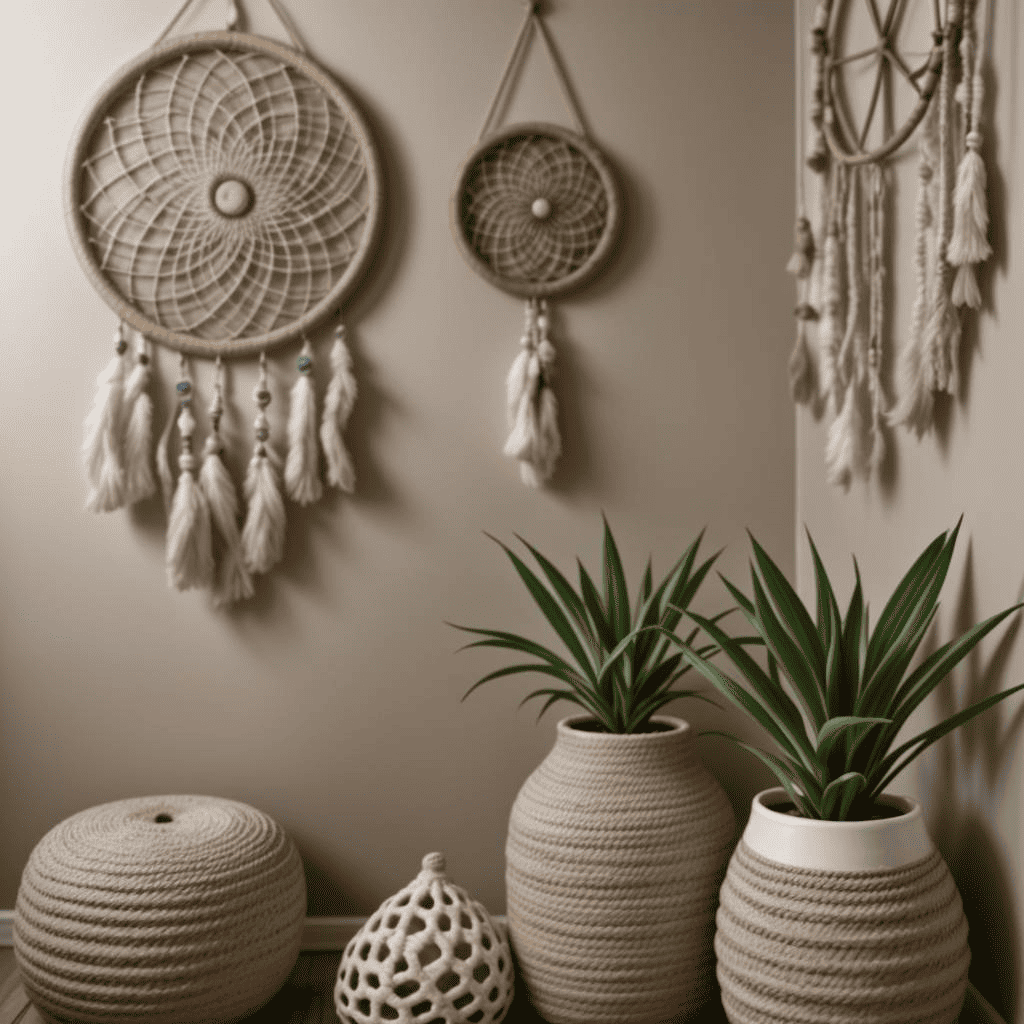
[67, 0, 381, 602]
[789, 0, 991, 486]
[450, 2, 621, 487]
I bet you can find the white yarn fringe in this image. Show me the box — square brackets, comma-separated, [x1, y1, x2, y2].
[121, 336, 156, 506]
[242, 446, 286, 575]
[817, 227, 843, 408]
[825, 380, 864, 488]
[83, 324, 128, 513]
[166, 403, 214, 591]
[242, 364, 286, 575]
[200, 438, 253, 606]
[285, 340, 323, 505]
[320, 325, 358, 492]
[504, 299, 561, 487]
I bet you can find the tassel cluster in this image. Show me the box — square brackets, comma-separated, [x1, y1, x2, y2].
[82, 319, 360, 604]
[504, 298, 561, 488]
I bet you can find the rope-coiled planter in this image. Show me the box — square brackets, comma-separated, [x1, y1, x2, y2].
[506, 715, 736, 1024]
[715, 789, 970, 1024]
[13, 795, 306, 1024]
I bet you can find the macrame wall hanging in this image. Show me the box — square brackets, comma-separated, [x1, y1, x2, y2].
[789, 0, 991, 487]
[450, 2, 621, 488]
[68, 0, 381, 602]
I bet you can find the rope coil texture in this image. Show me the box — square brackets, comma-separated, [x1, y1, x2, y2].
[334, 852, 514, 1024]
[716, 841, 970, 1024]
[13, 795, 306, 1024]
[505, 717, 736, 1024]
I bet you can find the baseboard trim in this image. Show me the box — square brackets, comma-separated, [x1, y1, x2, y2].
[0, 913, 507, 954]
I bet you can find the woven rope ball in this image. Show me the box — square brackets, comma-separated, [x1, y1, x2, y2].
[335, 852, 514, 1024]
[13, 795, 306, 1024]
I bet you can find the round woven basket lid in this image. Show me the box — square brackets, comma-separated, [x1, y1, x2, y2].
[64, 30, 382, 357]
[450, 121, 620, 299]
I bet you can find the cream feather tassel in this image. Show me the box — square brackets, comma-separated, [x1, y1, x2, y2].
[166, 376, 214, 591]
[825, 380, 864, 488]
[83, 322, 128, 513]
[320, 324, 358, 492]
[121, 333, 156, 506]
[285, 339, 322, 505]
[241, 354, 286, 575]
[199, 358, 253, 605]
[504, 299, 560, 487]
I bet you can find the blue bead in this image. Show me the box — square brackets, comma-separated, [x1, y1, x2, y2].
[297, 354, 312, 373]
[176, 381, 192, 394]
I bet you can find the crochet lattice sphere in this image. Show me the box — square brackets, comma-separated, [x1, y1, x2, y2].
[335, 852, 514, 1024]
[13, 795, 306, 1024]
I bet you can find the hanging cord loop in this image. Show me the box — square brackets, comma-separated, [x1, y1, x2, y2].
[153, 0, 308, 52]
[477, 2, 589, 141]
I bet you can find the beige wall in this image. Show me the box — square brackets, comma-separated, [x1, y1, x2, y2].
[795, 0, 1024, 1018]
[0, 2, 794, 918]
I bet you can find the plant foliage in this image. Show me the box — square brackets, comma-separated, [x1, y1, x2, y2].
[670, 519, 1024, 820]
[452, 518, 724, 733]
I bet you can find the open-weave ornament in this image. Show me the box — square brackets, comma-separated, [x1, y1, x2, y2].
[793, 0, 990, 483]
[450, 2, 620, 488]
[66, 0, 380, 601]
[334, 852, 514, 1024]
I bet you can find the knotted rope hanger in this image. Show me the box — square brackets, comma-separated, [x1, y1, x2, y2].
[477, 2, 589, 142]
[154, 0, 307, 51]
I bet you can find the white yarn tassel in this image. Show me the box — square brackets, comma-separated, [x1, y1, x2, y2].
[504, 300, 560, 487]
[121, 333, 156, 506]
[199, 360, 253, 605]
[83, 323, 128, 513]
[949, 0, 991, 308]
[817, 225, 843, 408]
[320, 324, 358, 492]
[825, 380, 864, 488]
[166, 378, 214, 591]
[241, 356, 286, 575]
[285, 340, 322, 505]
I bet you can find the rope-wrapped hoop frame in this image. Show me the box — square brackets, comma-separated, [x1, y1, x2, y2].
[64, 30, 382, 358]
[450, 121, 621, 300]
[819, 0, 961, 166]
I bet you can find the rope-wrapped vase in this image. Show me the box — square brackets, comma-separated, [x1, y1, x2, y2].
[716, 788, 970, 1024]
[13, 795, 306, 1024]
[335, 852, 514, 1024]
[506, 715, 736, 1024]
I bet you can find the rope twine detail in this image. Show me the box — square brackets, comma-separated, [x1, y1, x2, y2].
[13, 795, 306, 1024]
[506, 719, 736, 1024]
[715, 841, 970, 1024]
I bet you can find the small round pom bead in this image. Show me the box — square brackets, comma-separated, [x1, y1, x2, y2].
[255, 389, 271, 408]
[296, 354, 312, 373]
[531, 197, 552, 220]
[115, 338, 128, 355]
[138, 353, 149, 365]
[256, 427, 269, 442]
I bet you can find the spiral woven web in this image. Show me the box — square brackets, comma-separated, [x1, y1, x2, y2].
[77, 47, 371, 342]
[459, 133, 608, 286]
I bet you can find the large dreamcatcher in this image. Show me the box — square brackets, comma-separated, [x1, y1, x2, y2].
[450, 3, 621, 487]
[68, 0, 381, 602]
[788, 0, 991, 486]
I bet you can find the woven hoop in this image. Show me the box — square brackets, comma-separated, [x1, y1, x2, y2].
[13, 795, 306, 1024]
[716, 804, 970, 1024]
[505, 715, 736, 1024]
[450, 122, 620, 299]
[64, 31, 382, 357]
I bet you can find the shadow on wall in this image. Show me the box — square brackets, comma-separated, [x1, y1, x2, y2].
[926, 543, 1024, 1023]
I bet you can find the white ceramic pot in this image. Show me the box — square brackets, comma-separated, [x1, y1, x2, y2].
[715, 788, 971, 1024]
[506, 715, 736, 1024]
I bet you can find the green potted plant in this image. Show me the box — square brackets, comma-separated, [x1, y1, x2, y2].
[452, 519, 737, 1024]
[665, 519, 1024, 1024]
